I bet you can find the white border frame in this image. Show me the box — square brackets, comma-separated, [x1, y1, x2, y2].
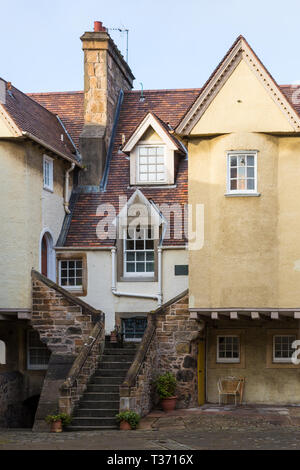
[273, 334, 297, 363]
[226, 150, 258, 195]
[136, 143, 166, 185]
[58, 258, 83, 290]
[217, 335, 240, 363]
[43, 155, 54, 191]
[122, 228, 155, 278]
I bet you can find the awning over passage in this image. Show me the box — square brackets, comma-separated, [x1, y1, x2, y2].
[189, 308, 300, 321]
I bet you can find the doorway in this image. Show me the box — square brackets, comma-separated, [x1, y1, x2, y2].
[198, 339, 205, 405]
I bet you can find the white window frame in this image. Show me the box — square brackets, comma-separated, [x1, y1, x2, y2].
[136, 144, 166, 184]
[0, 340, 6, 365]
[43, 155, 53, 191]
[273, 335, 296, 363]
[58, 259, 83, 290]
[226, 151, 257, 195]
[217, 335, 240, 363]
[27, 330, 50, 370]
[123, 227, 155, 278]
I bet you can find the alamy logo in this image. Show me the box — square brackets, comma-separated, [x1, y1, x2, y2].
[291, 340, 300, 365]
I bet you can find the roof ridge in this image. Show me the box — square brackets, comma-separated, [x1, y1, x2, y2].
[27, 90, 84, 96]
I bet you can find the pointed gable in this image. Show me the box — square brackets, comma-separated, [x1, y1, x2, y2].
[176, 36, 300, 135]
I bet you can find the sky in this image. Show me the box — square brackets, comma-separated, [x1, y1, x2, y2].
[1, 0, 300, 93]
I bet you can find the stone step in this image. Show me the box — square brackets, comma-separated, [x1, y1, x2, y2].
[94, 369, 127, 378]
[75, 408, 118, 418]
[99, 361, 132, 370]
[71, 417, 117, 427]
[86, 384, 119, 393]
[79, 400, 119, 410]
[104, 348, 137, 355]
[105, 342, 138, 350]
[102, 354, 136, 362]
[66, 425, 118, 431]
[90, 377, 123, 385]
[82, 392, 119, 401]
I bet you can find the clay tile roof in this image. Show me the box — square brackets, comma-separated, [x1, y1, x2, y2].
[27, 91, 84, 149]
[63, 88, 201, 247]
[0, 79, 80, 164]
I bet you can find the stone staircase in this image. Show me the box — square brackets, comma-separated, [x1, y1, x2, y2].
[67, 338, 137, 431]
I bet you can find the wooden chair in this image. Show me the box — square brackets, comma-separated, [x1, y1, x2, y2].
[217, 376, 245, 405]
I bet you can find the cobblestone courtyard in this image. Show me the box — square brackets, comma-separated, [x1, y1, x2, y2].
[1, 406, 300, 450]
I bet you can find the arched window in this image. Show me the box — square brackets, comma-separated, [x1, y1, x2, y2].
[40, 230, 55, 281]
[0, 340, 6, 364]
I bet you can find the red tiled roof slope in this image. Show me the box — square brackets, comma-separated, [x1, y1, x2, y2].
[27, 91, 84, 149]
[64, 88, 201, 247]
[0, 79, 78, 163]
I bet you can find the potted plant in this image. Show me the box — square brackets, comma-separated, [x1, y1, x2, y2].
[116, 410, 140, 430]
[45, 412, 72, 432]
[155, 372, 177, 412]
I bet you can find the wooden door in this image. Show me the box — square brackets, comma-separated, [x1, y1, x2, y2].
[41, 236, 48, 277]
[198, 339, 205, 405]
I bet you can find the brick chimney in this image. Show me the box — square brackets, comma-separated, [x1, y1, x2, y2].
[79, 21, 134, 187]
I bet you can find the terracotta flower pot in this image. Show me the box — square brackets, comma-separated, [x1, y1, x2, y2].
[161, 396, 177, 412]
[119, 420, 131, 430]
[50, 419, 63, 433]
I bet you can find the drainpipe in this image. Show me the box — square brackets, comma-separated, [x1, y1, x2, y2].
[111, 247, 162, 303]
[64, 163, 75, 214]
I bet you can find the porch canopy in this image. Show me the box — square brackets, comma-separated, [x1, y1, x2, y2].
[189, 308, 300, 321]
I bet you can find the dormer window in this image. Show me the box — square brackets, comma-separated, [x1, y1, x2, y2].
[123, 113, 186, 187]
[138, 145, 165, 183]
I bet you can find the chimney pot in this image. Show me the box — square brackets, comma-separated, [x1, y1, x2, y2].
[94, 21, 106, 32]
[6, 82, 12, 91]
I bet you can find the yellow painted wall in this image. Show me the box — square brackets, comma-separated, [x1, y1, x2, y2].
[188, 58, 300, 309]
[191, 60, 294, 135]
[207, 323, 300, 404]
[0, 140, 67, 309]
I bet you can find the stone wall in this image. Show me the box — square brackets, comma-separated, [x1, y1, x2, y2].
[31, 270, 103, 430]
[121, 291, 202, 416]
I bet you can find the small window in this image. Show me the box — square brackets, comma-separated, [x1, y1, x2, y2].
[124, 227, 154, 277]
[217, 335, 240, 363]
[43, 155, 53, 191]
[59, 259, 83, 289]
[273, 335, 296, 363]
[227, 152, 257, 194]
[122, 317, 147, 342]
[27, 330, 51, 370]
[137, 146, 165, 183]
[0, 340, 6, 365]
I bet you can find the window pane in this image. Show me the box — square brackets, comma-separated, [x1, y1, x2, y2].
[146, 262, 154, 272]
[237, 167, 246, 177]
[230, 168, 237, 178]
[247, 155, 254, 166]
[230, 156, 237, 166]
[247, 167, 254, 178]
[237, 179, 246, 190]
[247, 179, 255, 190]
[136, 263, 145, 272]
[230, 179, 237, 190]
[126, 263, 135, 272]
[136, 252, 145, 261]
[238, 156, 246, 166]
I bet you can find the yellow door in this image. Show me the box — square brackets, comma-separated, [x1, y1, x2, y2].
[198, 340, 205, 405]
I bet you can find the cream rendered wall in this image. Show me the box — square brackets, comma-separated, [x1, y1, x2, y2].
[188, 57, 300, 309]
[79, 248, 188, 333]
[0, 140, 67, 309]
[191, 60, 294, 135]
[189, 132, 279, 308]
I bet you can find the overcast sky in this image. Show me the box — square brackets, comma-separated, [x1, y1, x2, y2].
[1, 0, 300, 93]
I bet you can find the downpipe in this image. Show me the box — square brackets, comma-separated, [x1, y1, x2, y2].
[111, 247, 163, 306]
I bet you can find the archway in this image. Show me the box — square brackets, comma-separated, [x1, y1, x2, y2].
[39, 230, 55, 281]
